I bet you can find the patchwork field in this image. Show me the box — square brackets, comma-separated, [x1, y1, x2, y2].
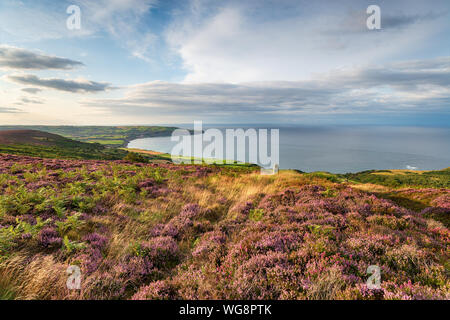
[0, 153, 448, 300]
[0, 126, 178, 147]
[0, 130, 128, 160]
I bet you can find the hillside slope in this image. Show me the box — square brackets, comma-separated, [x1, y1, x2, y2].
[340, 168, 450, 189]
[0, 154, 447, 300]
[0, 129, 92, 147]
[0, 126, 178, 147]
[0, 130, 127, 160]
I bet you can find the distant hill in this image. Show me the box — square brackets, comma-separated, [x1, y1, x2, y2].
[0, 126, 178, 147]
[0, 130, 127, 160]
[339, 168, 450, 189]
[302, 168, 450, 189]
[0, 129, 88, 147]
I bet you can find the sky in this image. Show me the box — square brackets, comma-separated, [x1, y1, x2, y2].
[0, 0, 449, 126]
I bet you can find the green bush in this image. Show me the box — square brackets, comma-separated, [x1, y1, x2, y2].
[249, 209, 264, 221]
[123, 152, 149, 163]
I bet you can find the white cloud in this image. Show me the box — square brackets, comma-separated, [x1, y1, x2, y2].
[74, 0, 156, 35]
[166, 1, 449, 83]
[0, 0, 158, 62]
[16, 96, 44, 105]
[82, 57, 450, 122]
[0, 107, 22, 113]
[73, 0, 159, 62]
[0, 2, 89, 41]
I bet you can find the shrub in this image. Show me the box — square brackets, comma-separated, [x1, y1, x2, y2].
[132, 237, 180, 268]
[62, 235, 86, 253]
[231, 252, 290, 299]
[304, 265, 346, 300]
[38, 227, 62, 248]
[249, 209, 264, 222]
[132, 280, 178, 300]
[123, 152, 149, 163]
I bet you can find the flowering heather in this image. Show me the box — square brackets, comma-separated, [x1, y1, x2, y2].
[116, 256, 158, 285]
[431, 194, 450, 210]
[232, 252, 290, 299]
[0, 154, 448, 300]
[74, 233, 110, 274]
[192, 231, 226, 259]
[160, 204, 202, 240]
[78, 247, 104, 274]
[37, 227, 62, 248]
[83, 233, 108, 250]
[132, 280, 178, 300]
[135, 237, 180, 268]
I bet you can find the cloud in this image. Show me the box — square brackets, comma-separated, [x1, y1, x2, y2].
[165, 1, 450, 83]
[16, 97, 44, 105]
[73, 0, 159, 62]
[74, 0, 157, 35]
[82, 56, 450, 122]
[0, 46, 84, 70]
[0, 3, 79, 41]
[325, 57, 450, 89]
[0, 1, 155, 42]
[7, 74, 112, 93]
[0, 107, 22, 113]
[0, 1, 158, 62]
[382, 12, 444, 30]
[21, 88, 42, 94]
[338, 10, 445, 34]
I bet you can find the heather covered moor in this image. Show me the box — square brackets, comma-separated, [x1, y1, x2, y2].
[0, 153, 448, 300]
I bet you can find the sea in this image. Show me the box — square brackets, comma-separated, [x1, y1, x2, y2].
[127, 125, 450, 173]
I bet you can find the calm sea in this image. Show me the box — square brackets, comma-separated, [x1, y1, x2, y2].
[127, 126, 450, 173]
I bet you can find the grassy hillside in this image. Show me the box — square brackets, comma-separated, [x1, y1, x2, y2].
[305, 169, 450, 227]
[0, 130, 263, 165]
[339, 169, 450, 189]
[0, 154, 447, 300]
[0, 130, 127, 160]
[0, 126, 178, 147]
[302, 169, 450, 189]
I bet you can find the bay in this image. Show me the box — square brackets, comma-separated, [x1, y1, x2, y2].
[127, 125, 450, 173]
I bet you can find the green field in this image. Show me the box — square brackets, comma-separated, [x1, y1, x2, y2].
[301, 169, 450, 189]
[339, 168, 450, 188]
[0, 130, 257, 167]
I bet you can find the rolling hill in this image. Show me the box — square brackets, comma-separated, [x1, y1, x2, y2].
[0, 126, 178, 147]
[0, 131, 448, 300]
[0, 130, 127, 160]
[0, 129, 92, 147]
[0, 153, 447, 300]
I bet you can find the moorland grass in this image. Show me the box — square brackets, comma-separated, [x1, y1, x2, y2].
[0, 154, 447, 300]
